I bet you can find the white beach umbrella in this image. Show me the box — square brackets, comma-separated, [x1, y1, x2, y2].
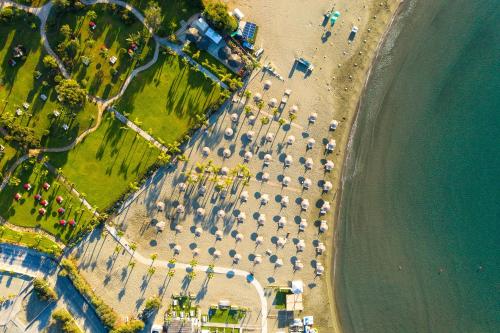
[240, 191, 249, 202]
[231, 113, 239, 123]
[233, 253, 242, 263]
[278, 216, 287, 228]
[220, 167, 229, 175]
[323, 181, 333, 192]
[246, 131, 255, 141]
[264, 154, 272, 165]
[235, 233, 244, 241]
[275, 258, 283, 267]
[213, 250, 221, 259]
[215, 230, 224, 240]
[194, 227, 203, 237]
[261, 172, 270, 182]
[330, 120, 339, 130]
[282, 176, 291, 186]
[255, 236, 264, 245]
[316, 263, 325, 275]
[284, 155, 293, 167]
[296, 239, 306, 252]
[198, 186, 207, 196]
[281, 195, 289, 207]
[254, 254, 263, 264]
[316, 242, 326, 255]
[248, 115, 256, 125]
[223, 148, 232, 158]
[307, 138, 316, 149]
[173, 245, 182, 254]
[257, 214, 266, 226]
[237, 212, 246, 222]
[264, 80, 272, 89]
[175, 224, 184, 233]
[303, 178, 312, 189]
[156, 201, 165, 212]
[309, 112, 318, 123]
[320, 220, 329, 232]
[299, 219, 308, 231]
[268, 98, 278, 107]
[224, 127, 234, 138]
[294, 260, 304, 270]
[326, 139, 336, 152]
[321, 201, 331, 214]
[290, 104, 299, 114]
[301, 199, 310, 211]
[325, 160, 335, 171]
[178, 182, 187, 192]
[305, 158, 314, 169]
[202, 147, 211, 157]
[254, 93, 262, 102]
[156, 221, 166, 232]
[192, 248, 200, 256]
[287, 135, 295, 145]
[260, 194, 270, 205]
[277, 237, 287, 247]
[265, 132, 275, 142]
[217, 209, 226, 219]
[176, 204, 185, 214]
[244, 151, 253, 161]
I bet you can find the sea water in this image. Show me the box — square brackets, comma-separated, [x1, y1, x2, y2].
[335, 0, 500, 332]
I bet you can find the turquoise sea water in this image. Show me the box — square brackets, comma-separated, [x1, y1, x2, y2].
[335, 0, 500, 332]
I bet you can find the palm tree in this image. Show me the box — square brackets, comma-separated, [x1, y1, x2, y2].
[126, 32, 141, 45]
[150, 253, 158, 263]
[167, 269, 175, 278]
[34, 235, 43, 245]
[130, 242, 137, 254]
[189, 259, 198, 267]
[148, 267, 156, 276]
[244, 106, 252, 118]
[8, 176, 21, 187]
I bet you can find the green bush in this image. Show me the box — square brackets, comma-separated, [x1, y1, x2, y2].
[60, 259, 118, 329]
[111, 319, 145, 333]
[32, 278, 58, 301]
[144, 295, 161, 311]
[52, 308, 82, 333]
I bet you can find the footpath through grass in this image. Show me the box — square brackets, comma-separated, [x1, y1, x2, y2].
[0, 160, 97, 244]
[115, 51, 224, 146]
[46, 3, 156, 99]
[49, 112, 160, 210]
[0, 10, 98, 148]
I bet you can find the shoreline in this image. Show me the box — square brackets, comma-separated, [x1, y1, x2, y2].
[328, 1, 406, 332]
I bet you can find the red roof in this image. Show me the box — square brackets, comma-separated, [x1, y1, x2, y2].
[57, 207, 65, 214]
[38, 208, 46, 215]
[23, 183, 31, 190]
[34, 194, 42, 200]
[69, 219, 76, 226]
[59, 219, 66, 225]
[43, 182, 50, 190]
[14, 193, 21, 200]
[56, 196, 63, 203]
[40, 199, 48, 206]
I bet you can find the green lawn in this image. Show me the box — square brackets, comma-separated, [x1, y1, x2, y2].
[0, 161, 97, 244]
[273, 290, 291, 309]
[48, 112, 160, 210]
[46, 4, 156, 99]
[208, 308, 246, 324]
[0, 10, 98, 148]
[0, 138, 20, 176]
[12, 0, 50, 6]
[0, 225, 61, 256]
[201, 327, 240, 333]
[126, 0, 204, 36]
[114, 52, 223, 145]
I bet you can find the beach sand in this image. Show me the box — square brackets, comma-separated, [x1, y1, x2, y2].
[101, 1, 402, 332]
[227, 0, 401, 331]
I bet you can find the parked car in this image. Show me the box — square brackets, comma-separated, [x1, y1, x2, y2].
[349, 26, 359, 41]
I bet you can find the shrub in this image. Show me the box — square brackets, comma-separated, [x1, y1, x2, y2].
[203, 1, 237, 34]
[144, 296, 161, 311]
[43, 55, 59, 70]
[111, 320, 145, 333]
[32, 278, 57, 301]
[52, 308, 82, 333]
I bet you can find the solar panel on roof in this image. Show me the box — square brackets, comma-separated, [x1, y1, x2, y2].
[242, 22, 257, 40]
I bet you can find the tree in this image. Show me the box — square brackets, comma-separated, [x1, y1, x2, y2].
[53, 0, 69, 10]
[144, 296, 161, 312]
[0, 8, 13, 22]
[56, 79, 87, 108]
[144, 1, 163, 33]
[87, 10, 97, 22]
[60, 24, 71, 39]
[32, 278, 58, 301]
[203, 1, 237, 34]
[150, 253, 158, 262]
[42, 55, 58, 70]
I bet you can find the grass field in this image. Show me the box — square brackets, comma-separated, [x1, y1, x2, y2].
[48, 112, 160, 210]
[0, 138, 20, 176]
[46, 4, 156, 99]
[0, 10, 98, 148]
[114, 52, 223, 145]
[0, 161, 96, 244]
[0, 225, 61, 256]
[208, 308, 246, 324]
[126, 0, 204, 36]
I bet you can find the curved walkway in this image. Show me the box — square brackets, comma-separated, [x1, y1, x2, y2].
[105, 225, 268, 333]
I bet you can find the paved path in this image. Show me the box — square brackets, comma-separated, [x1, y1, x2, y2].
[0, 244, 105, 333]
[105, 225, 268, 333]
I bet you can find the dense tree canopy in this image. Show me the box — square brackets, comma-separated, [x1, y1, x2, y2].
[144, 1, 162, 33]
[203, 1, 237, 34]
[56, 79, 87, 108]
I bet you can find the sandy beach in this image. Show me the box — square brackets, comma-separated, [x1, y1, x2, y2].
[97, 1, 402, 332]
